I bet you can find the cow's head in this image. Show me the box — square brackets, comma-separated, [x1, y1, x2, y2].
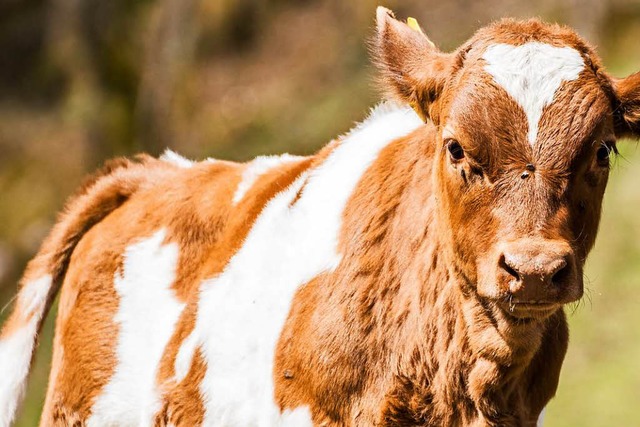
[375, 8, 640, 319]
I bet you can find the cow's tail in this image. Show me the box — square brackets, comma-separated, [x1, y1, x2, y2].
[0, 155, 160, 427]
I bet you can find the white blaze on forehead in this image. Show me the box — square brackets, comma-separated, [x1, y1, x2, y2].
[483, 41, 585, 145]
[88, 229, 185, 427]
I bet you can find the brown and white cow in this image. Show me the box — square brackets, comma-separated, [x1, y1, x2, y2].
[2, 7, 640, 427]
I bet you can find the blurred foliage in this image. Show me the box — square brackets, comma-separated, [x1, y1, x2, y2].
[0, 0, 639, 425]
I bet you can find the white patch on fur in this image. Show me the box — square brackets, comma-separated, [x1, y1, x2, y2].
[174, 330, 197, 383]
[233, 154, 303, 205]
[88, 230, 185, 427]
[16, 274, 52, 319]
[537, 408, 545, 427]
[0, 275, 52, 427]
[483, 42, 584, 145]
[178, 103, 423, 426]
[160, 149, 195, 168]
[278, 406, 314, 427]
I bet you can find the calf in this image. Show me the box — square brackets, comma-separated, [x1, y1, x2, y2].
[1, 7, 640, 427]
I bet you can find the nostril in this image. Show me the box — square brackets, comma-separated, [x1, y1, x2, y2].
[499, 254, 520, 281]
[497, 242, 577, 302]
[551, 260, 570, 286]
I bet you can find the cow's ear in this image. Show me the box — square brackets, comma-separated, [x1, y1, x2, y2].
[374, 7, 454, 124]
[613, 72, 640, 139]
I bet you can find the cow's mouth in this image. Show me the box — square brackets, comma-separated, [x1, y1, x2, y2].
[497, 300, 562, 319]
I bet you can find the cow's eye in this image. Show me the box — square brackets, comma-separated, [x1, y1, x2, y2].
[596, 142, 616, 167]
[447, 140, 465, 162]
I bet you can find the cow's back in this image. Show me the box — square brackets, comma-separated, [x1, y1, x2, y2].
[41, 153, 315, 425]
[38, 104, 423, 426]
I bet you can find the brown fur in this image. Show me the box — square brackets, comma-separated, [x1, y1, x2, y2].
[40, 157, 203, 423]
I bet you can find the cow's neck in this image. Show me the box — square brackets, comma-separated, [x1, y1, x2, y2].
[447, 281, 551, 423]
[364, 127, 565, 424]
[382, 237, 551, 424]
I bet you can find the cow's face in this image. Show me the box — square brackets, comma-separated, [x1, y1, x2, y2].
[376, 8, 640, 319]
[434, 42, 614, 318]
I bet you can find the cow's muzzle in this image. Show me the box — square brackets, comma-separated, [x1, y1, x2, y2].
[494, 239, 581, 317]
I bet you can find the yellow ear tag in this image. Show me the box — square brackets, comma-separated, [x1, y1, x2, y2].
[406, 17, 431, 123]
[407, 17, 435, 48]
[407, 17, 423, 34]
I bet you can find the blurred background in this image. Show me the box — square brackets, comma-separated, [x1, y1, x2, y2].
[0, 0, 639, 425]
